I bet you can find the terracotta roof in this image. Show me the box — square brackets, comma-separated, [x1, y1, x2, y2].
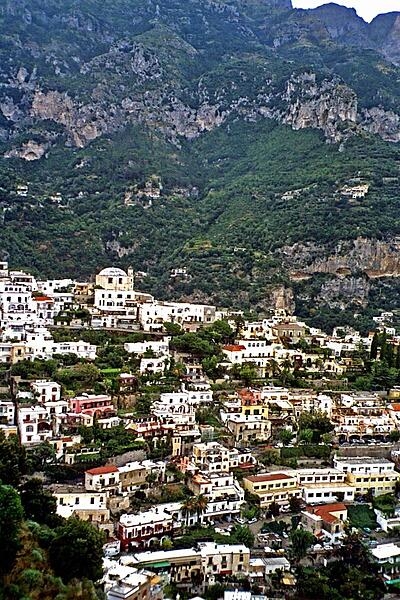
[86, 465, 118, 476]
[390, 403, 400, 412]
[33, 296, 54, 302]
[246, 473, 293, 483]
[307, 503, 347, 524]
[223, 345, 246, 352]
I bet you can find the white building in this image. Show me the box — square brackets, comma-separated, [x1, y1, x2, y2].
[31, 380, 61, 404]
[37, 278, 74, 295]
[50, 485, 110, 522]
[139, 301, 216, 332]
[124, 338, 170, 356]
[85, 465, 121, 493]
[0, 400, 15, 425]
[187, 471, 245, 522]
[151, 393, 197, 426]
[18, 405, 52, 445]
[297, 468, 355, 503]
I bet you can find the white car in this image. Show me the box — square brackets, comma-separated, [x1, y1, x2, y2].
[248, 517, 257, 524]
[236, 517, 246, 524]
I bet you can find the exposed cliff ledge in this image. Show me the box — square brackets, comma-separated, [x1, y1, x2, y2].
[20, 69, 388, 149]
[281, 237, 400, 279]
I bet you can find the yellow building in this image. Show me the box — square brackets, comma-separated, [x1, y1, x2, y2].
[243, 472, 300, 507]
[333, 457, 400, 497]
[241, 403, 269, 418]
[95, 266, 134, 291]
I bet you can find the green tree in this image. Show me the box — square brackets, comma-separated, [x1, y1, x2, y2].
[0, 432, 27, 486]
[259, 448, 280, 466]
[279, 429, 293, 445]
[27, 442, 57, 472]
[299, 428, 313, 444]
[0, 483, 24, 575]
[231, 524, 255, 548]
[19, 478, 61, 527]
[239, 363, 258, 386]
[163, 322, 183, 335]
[290, 528, 315, 563]
[370, 333, 379, 360]
[389, 430, 400, 442]
[49, 518, 105, 582]
[289, 496, 303, 513]
[202, 355, 222, 381]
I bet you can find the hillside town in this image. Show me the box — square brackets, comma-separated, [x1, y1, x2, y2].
[2, 261, 400, 599]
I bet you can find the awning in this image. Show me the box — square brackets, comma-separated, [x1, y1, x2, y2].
[142, 561, 171, 569]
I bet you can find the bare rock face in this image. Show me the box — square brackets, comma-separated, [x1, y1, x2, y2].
[318, 276, 370, 308]
[280, 73, 357, 143]
[31, 90, 117, 148]
[270, 285, 295, 314]
[370, 13, 400, 65]
[361, 107, 400, 143]
[280, 237, 400, 279]
[4, 140, 47, 161]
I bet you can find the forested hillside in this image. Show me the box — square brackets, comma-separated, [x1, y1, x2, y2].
[2, 0, 400, 326]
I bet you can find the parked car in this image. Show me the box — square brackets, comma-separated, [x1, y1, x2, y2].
[313, 544, 323, 551]
[248, 517, 257, 524]
[236, 517, 246, 525]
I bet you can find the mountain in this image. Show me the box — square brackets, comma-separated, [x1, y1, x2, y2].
[2, 0, 400, 329]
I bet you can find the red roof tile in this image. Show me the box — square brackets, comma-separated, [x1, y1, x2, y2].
[86, 465, 118, 476]
[223, 345, 246, 352]
[307, 503, 347, 524]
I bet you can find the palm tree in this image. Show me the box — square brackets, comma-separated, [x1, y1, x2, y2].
[181, 497, 196, 527]
[194, 494, 209, 525]
[267, 359, 280, 378]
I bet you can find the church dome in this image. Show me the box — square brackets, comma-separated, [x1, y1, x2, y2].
[98, 267, 128, 277]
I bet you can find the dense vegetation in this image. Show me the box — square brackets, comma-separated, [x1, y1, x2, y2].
[2, 1, 400, 325]
[0, 433, 105, 599]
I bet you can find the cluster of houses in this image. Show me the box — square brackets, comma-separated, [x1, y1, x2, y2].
[4, 261, 400, 597]
[1, 260, 394, 382]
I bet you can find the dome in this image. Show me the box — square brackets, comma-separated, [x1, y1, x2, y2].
[98, 267, 128, 277]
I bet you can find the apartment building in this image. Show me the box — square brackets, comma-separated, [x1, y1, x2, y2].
[50, 485, 110, 524]
[0, 400, 15, 425]
[243, 472, 300, 507]
[225, 413, 271, 445]
[191, 441, 256, 472]
[85, 465, 121, 494]
[117, 503, 182, 550]
[118, 460, 165, 493]
[333, 457, 400, 497]
[131, 542, 250, 590]
[69, 393, 115, 418]
[187, 471, 245, 522]
[18, 405, 52, 445]
[297, 468, 355, 503]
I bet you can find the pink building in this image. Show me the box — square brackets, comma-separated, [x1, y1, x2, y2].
[69, 394, 114, 418]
